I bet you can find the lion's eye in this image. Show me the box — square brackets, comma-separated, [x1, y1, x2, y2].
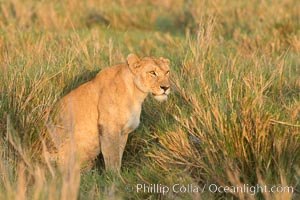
[166, 71, 170, 75]
[149, 71, 157, 76]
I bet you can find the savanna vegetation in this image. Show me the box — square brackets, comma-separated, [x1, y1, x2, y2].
[0, 0, 299, 199]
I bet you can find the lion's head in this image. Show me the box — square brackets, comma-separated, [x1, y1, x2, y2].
[127, 53, 171, 101]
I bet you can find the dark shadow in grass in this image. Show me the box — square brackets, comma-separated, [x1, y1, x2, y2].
[94, 152, 106, 173]
[155, 11, 195, 34]
[83, 9, 196, 37]
[85, 11, 110, 28]
[61, 69, 99, 97]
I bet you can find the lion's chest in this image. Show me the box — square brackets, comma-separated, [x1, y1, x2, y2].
[123, 107, 141, 133]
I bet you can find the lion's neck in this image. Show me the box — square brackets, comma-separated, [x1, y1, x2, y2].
[121, 64, 148, 103]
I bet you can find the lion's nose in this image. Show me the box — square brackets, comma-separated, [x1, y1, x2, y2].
[160, 86, 170, 91]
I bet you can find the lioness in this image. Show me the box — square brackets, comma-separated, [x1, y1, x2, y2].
[49, 53, 170, 172]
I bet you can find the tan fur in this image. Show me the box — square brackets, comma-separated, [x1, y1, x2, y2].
[49, 54, 170, 172]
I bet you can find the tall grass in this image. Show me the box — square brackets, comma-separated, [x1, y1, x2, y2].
[149, 19, 299, 200]
[0, 0, 299, 199]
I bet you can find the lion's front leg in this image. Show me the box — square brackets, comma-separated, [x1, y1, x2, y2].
[99, 127, 122, 172]
[119, 133, 129, 165]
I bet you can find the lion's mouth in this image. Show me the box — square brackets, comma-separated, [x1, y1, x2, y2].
[152, 93, 167, 96]
[152, 93, 168, 102]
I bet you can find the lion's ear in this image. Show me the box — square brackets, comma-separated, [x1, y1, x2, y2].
[160, 57, 170, 65]
[127, 53, 140, 70]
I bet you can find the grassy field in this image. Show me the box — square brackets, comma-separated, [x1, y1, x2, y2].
[0, 0, 299, 199]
